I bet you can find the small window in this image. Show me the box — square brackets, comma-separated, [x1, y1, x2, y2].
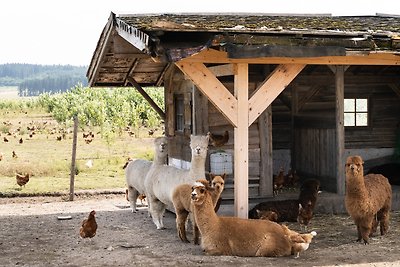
[344, 98, 368, 127]
[175, 94, 184, 132]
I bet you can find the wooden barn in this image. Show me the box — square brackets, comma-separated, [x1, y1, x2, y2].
[87, 13, 400, 217]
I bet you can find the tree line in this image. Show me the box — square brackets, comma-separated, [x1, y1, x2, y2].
[0, 63, 87, 96]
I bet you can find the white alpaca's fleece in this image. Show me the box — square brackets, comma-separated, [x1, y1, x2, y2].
[144, 134, 209, 229]
[125, 137, 167, 212]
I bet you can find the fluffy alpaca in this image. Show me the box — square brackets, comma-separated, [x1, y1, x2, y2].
[125, 137, 167, 212]
[173, 174, 225, 244]
[345, 155, 392, 244]
[280, 224, 317, 258]
[190, 182, 292, 257]
[144, 134, 209, 229]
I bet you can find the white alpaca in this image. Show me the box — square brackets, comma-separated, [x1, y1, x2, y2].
[125, 137, 167, 212]
[144, 134, 209, 229]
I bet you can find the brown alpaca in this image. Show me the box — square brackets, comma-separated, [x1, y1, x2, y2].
[345, 155, 392, 244]
[172, 174, 225, 244]
[191, 182, 292, 257]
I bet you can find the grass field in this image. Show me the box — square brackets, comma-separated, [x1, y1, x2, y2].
[0, 106, 158, 196]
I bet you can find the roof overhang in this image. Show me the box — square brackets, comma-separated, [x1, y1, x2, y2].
[87, 13, 400, 87]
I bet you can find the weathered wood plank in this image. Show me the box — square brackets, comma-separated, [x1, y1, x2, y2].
[181, 48, 400, 65]
[258, 105, 273, 197]
[335, 66, 345, 195]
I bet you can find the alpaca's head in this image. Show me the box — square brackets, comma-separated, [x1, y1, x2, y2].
[191, 181, 208, 205]
[154, 136, 168, 159]
[190, 135, 209, 158]
[345, 155, 364, 177]
[210, 173, 225, 193]
[196, 178, 211, 188]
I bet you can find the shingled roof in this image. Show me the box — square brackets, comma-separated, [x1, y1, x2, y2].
[87, 13, 400, 87]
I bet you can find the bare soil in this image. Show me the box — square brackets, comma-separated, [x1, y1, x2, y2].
[1, 194, 400, 267]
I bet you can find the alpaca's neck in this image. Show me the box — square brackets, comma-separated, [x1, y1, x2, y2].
[210, 188, 223, 204]
[153, 154, 166, 165]
[346, 174, 368, 197]
[189, 156, 206, 176]
[193, 193, 219, 231]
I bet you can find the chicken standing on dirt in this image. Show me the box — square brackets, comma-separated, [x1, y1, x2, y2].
[79, 210, 97, 239]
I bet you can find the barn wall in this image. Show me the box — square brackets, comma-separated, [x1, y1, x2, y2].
[165, 65, 400, 197]
[271, 66, 400, 193]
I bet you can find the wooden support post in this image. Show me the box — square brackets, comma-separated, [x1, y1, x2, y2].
[69, 116, 78, 201]
[291, 86, 298, 171]
[258, 105, 273, 197]
[334, 66, 346, 195]
[234, 63, 249, 218]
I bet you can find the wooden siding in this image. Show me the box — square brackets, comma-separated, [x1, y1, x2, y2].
[165, 64, 400, 198]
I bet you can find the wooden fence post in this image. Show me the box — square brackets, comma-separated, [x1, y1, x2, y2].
[69, 116, 78, 201]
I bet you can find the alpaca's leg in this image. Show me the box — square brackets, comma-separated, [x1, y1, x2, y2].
[148, 196, 166, 229]
[356, 225, 362, 242]
[256, 241, 291, 257]
[176, 209, 189, 243]
[378, 207, 390, 236]
[370, 215, 378, 237]
[127, 187, 139, 212]
[190, 213, 200, 245]
[359, 219, 373, 244]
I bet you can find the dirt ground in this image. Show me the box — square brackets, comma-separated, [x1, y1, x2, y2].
[1, 194, 400, 267]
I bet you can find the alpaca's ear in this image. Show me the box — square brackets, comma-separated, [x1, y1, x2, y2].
[256, 209, 261, 215]
[221, 173, 226, 180]
[208, 173, 213, 181]
[299, 203, 303, 209]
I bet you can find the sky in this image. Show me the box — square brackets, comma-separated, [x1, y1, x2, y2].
[0, 0, 399, 66]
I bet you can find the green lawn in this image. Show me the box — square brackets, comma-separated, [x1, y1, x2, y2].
[0, 108, 157, 196]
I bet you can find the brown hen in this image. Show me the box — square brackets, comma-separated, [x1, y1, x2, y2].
[79, 210, 97, 239]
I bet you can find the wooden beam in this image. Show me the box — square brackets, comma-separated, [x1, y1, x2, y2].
[208, 64, 234, 77]
[258, 105, 273, 197]
[176, 62, 238, 127]
[334, 66, 345, 195]
[234, 63, 249, 218]
[248, 64, 305, 125]
[291, 86, 299, 172]
[181, 49, 400, 65]
[126, 77, 165, 120]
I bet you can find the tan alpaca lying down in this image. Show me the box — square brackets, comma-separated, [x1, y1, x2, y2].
[191, 182, 317, 257]
[172, 174, 225, 244]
